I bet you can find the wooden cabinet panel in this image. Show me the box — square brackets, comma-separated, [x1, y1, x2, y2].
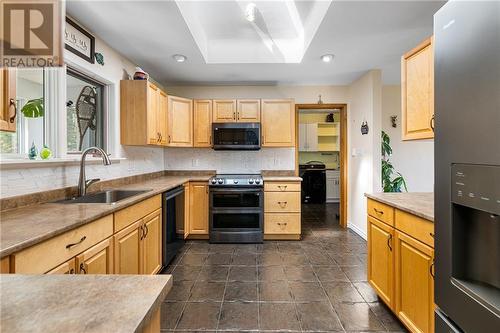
[264, 213, 300, 234]
[182, 183, 190, 239]
[46, 258, 76, 275]
[261, 99, 295, 147]
[189, 182, 209, 235]
[0, 256, 10, 273]
[264, 182, 301, 192]
[395, 231, 434, 333]
[367, 199, 395, 226]
[264, 192, 301, 213]
[193, 100, 213, 147]
[395, 210, 434, 248]
[76, 237, 114, 275]
[114, 220, 142, 274]
[0, 68, 16, 132]
[147, 82, 160, 144]
[368, 216, 395, 309]
[213, 99, 236, 122]
[402, 37, 434, 140]
[142, 209, 162, 275]
[237, 99, 260, 122]
[168, 95, 193, 147]
[114, 195, 161, 232]
[158, 90, 168, 145]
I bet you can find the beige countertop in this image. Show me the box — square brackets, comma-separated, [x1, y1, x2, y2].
[365, 192, 434, 222]
[0, 274, 172, 333]
[0, 174, 211, 258]
[262, 176, 303, 181]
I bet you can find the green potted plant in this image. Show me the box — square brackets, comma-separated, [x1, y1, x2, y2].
[21, 98, 44, 118]
[381, 131, 408, 192]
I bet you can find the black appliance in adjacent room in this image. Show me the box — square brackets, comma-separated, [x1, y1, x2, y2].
[212, 123, 261, 150]
[299, 161, 326, 204]
[209, 174, 263, 243]
[161, 185, 185, 269]
[434, 1, 500, 332]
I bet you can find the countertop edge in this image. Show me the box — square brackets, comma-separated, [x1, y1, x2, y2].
[134, 275, 173, 333]
[365, 193, 434, 222]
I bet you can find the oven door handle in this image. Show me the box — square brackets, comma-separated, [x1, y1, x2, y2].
[209, 187, 262, 193]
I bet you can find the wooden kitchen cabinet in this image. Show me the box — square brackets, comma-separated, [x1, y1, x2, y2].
[120, 80, 168, 146]
[114, 220, 142, 274]
[188, 182, 209, 235]
[264, 180, 301, 240]
[368, 216, 395, 309]
[46, 258, 76, 275]
[395, 230, 435, 333]
[213, 99, 237, 122]
[193, 100, 213, 147]
[326, 170, 340, 202]
[237, 99, 260, 122]
[261, 99, 295, 147]
[142, 209, 162, 275]
[1, 68, 17, 132]
[401, 37, 434, 140]
[76, 237, 114, 275]
[167, 95, 193, 147]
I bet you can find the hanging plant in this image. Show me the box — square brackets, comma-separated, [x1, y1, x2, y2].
[21, 98, 44, 118]
[381, 131, 408, 192]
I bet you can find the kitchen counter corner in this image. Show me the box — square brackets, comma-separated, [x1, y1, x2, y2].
[365, 192, 434, 221]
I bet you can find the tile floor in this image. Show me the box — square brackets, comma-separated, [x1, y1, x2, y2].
[160, 203, 407, 332]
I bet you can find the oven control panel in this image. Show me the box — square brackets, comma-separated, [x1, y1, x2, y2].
[209, 175, 263, 187]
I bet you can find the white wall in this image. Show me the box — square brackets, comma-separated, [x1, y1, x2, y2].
[347, 70, 383, 239]
[382, 86, 434, 192]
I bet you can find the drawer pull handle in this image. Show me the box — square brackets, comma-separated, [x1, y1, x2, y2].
[387, 234, 393, 251]
[278, 201, 288, 208]
[373, 208, 384, 215]
[278, 185, 288, 191]
[277, 222, 288, 226]
[69, 268, 75, 274]
[144, 224, 149, 238]
[430, 261, 435, 278]
[429, 232, 434, 238]
[80, 263, 87, 274]
[140, 225, 145, 240]
[66, 236, 86, 249]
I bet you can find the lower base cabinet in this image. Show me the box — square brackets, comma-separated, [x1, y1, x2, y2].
[46, 258, 76, 275]
[143, 209, 162, 275]
[76, 237, 114, 274]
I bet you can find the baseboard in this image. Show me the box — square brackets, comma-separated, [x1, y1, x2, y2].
[347, 221, 367, 241]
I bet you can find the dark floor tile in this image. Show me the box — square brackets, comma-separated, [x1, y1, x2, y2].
[341, 265, 367, 282]
[281, 253, 309, 265]
[197, 266, 229, 282]
[334, 302, 385, 331]
[259, 303, 301, 331]
[179, 253, 208, 266]
[289, 281, 328, 301]
[305, 251, 336, 265]
[296, 301, 343, 331]
[224, 282, 258, 302]
[256, 242, 279, 253]
[330, 252, 364, 266]
[323, 281, 365, 303]
[189, 282, 225, 301]
[171, 266, 202, 281]
[234, 244, 257, 254]
[257, 252, 282, 266]
[313, 265, 350, 282]
[258, 281, 293, 301]
[210, 244, 237, 253]
[206, 253, 233, 265]
[369, 302, 407, 331]
[228, 266, 257, 282]
[258, 265, 286, 281]
[187, 243, 210, 253]
[232, 253, 257, 266]
[166, 281, 195, 301]
[284, 265, 317, 282]
[218, 301, 259, 330]
[176, 302, 220, 330]
[160, 301, 185, 329]
[354, 282, 379, 302]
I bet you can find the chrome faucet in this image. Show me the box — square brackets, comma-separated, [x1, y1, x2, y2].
[78, 147, 111, 197]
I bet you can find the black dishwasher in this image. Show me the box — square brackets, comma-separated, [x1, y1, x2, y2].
[161, 186, 185, 270]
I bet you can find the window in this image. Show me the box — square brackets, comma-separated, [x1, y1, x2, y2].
[0, 69, 45, 155]
[66, 69, 105, 153]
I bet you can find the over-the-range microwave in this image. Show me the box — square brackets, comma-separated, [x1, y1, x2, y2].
[212, 123, 261, 150]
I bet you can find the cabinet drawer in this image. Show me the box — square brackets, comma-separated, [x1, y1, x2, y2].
[13, 215, 113, 274]
[114, 195, 161, 232]
[395, 209, 434, 248]
[265, 192, 301, 213]
[367, 199, 394, 226]
[264, 213, 300, 234]
[264, 182, 301, 192]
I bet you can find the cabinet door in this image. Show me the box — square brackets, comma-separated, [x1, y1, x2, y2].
[114, 220, 142, 274]
[298, 123, 307, 151]
[147, 82, 160, 144]
[193, 100, 213, 147]
[368, 216, 395, 309]
[261, 99, 295, 147]
[46, 258, 76, 275]
[402, 37, 434, 140]
[76, 237, 114, 275]
[395, 231, 434, 333]
[158, 90, 168, 145]
[237, 99, 260, 122]
[326, 177, 335, 201]
[306, 123, 318, 151]
[213, 99, 236, 122]
[168, 95, 193, 147]
[182, 183, 190, 239]
[189, 182, 209, 234]
[0, 68, 17, 132]
[142, 209, 162, 275]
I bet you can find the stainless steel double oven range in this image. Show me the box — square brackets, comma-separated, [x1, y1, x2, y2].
[208, 175, 264, 243]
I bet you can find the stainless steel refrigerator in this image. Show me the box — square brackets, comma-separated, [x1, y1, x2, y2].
[434, 1, 500, 332]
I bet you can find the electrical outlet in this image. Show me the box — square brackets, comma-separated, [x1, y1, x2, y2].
[192, 158, 200, 167]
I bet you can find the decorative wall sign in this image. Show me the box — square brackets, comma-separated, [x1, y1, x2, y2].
[64, 18, 95, 63]
[361, 121, 369, 135]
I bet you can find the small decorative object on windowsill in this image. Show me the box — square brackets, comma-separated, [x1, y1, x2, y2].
[390, 115, 397, 128]
[28, 142, 38, 160]
[133, 67, 148, 80]
[317, 94, 323, 104]
[326, 113, 334, 122]
[40, 145, 52, 160]
[361, 121, 369, 135]
[95, 52, 104, 66]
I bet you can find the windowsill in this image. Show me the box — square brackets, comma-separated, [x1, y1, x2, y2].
[0, 157, 126, 170]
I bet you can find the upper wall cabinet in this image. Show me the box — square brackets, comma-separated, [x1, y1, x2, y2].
[193, 100, 212, 147]
[120, 80, 167, 146]
[237, 99, 260, 122]
[401, 37, 434, 140]
[167, 95, 193, 147]
[261, 99, 295, 147]
[1, 68, 17, 132]
[213, 99, 237, 122]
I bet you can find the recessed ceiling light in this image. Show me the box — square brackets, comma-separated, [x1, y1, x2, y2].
[321, 54, 334, 63]
[172, 54, 187, 63]
[245, 3, 256, 22]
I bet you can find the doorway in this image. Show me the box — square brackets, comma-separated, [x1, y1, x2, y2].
[295, 104, 347, 228]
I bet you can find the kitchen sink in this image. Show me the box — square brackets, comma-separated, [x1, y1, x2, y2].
[55, 189, 152, 204]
